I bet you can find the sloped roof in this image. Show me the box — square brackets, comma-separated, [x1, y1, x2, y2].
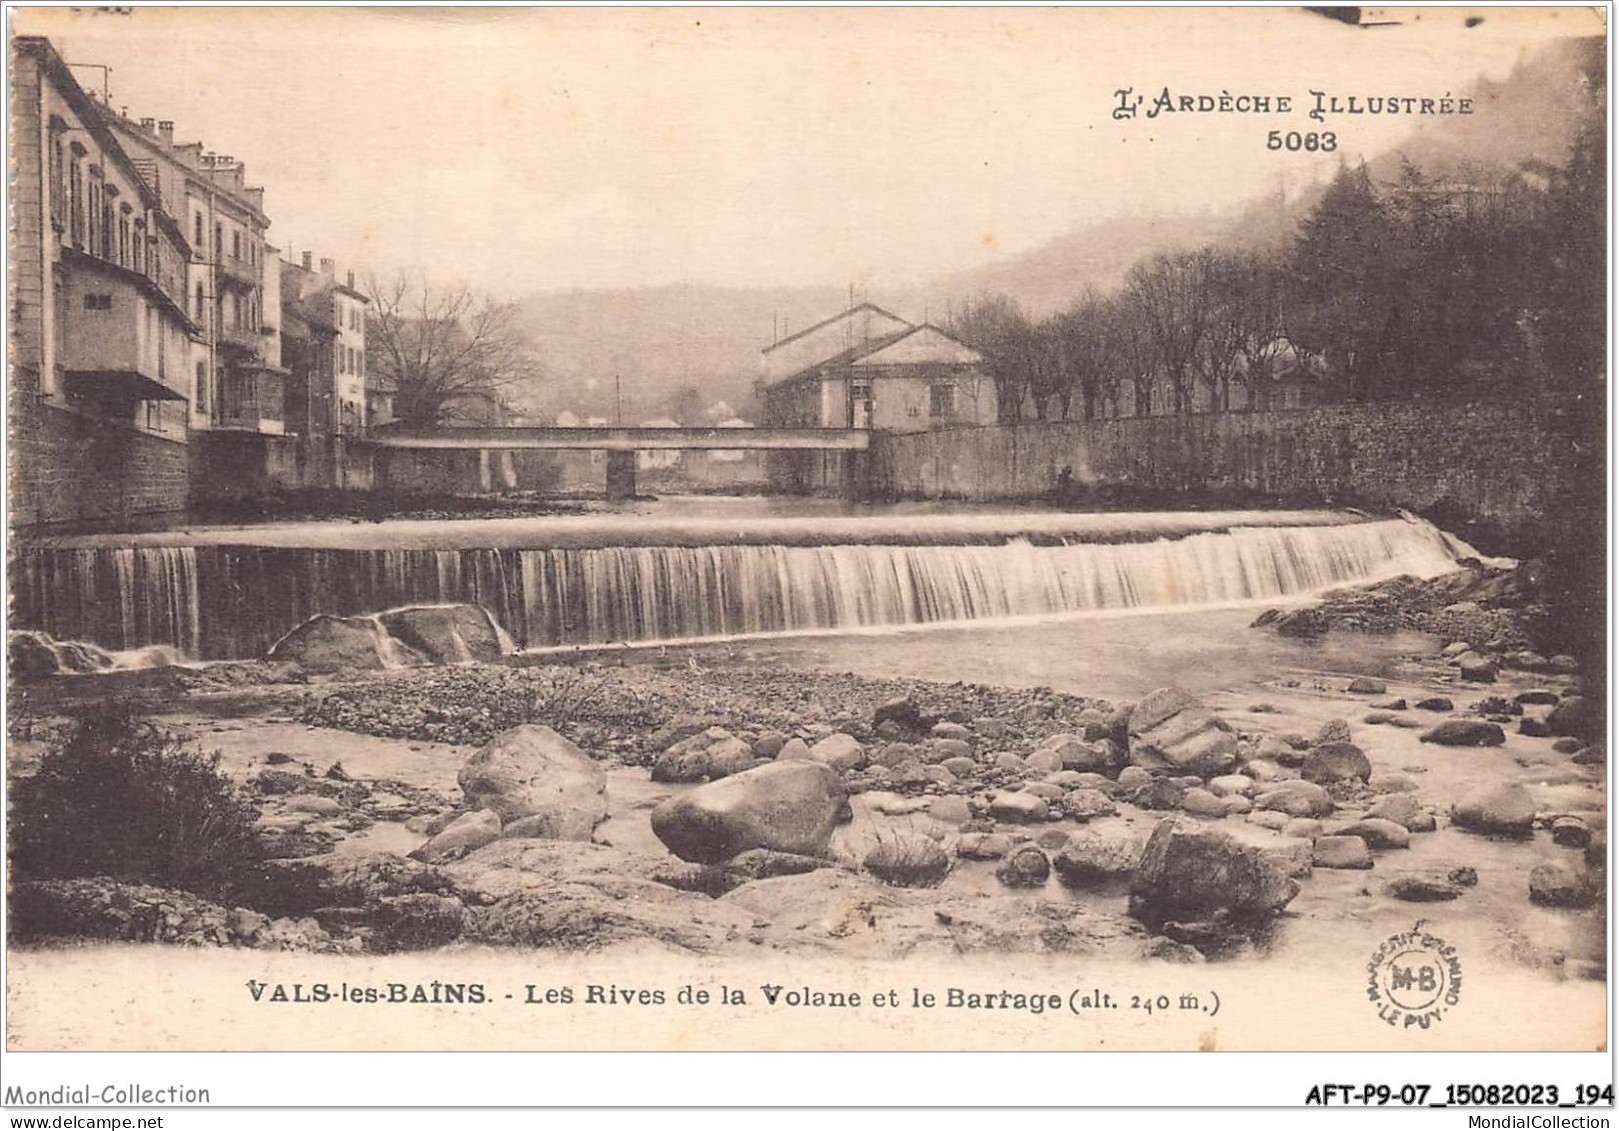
[770, 323, 981, 386]
[761, 302, 910, 355]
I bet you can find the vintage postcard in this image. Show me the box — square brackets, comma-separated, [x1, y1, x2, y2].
[3, 2, 1609, 1083]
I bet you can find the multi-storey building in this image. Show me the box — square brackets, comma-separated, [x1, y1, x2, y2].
[11, 36, 198, 524]
[280, 252, 370, 438]
[100, 106, 285, 437]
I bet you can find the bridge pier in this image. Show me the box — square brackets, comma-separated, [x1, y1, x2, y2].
[605, 450, 637, 500]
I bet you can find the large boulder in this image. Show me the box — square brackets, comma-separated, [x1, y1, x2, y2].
[377, 604, 509, 664]
[1301, 742, 1372, 785]
[1128, 820, 1299, 930]
[267, 614, 413, 673]
[651, 727, 754, 783]
[1126, 687, 1237, 778]
[1451, 782, 1536, 837]
[650, 761, 846, 864]
[457, 725, 607, 839]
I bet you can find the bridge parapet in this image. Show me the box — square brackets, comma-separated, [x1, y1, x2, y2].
[366, 426, 870, 451]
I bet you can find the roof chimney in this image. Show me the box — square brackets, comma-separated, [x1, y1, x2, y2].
[139, 116, 156, 133]
[319, 257, 335, 277]
[346, 270, 356, 289]
[157, 120, 174, 144]
[301, 251, 313, 271]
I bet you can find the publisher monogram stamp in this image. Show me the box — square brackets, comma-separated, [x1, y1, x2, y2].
[1367, 924, 1463, 1031]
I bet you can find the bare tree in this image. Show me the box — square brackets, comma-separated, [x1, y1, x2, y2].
[1047, 293, 1118, 421]
[1126, 250, 1213, 415]
[366, 272, 536, 427]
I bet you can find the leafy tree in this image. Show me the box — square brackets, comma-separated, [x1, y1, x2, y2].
[1126, 250, 1213, 414]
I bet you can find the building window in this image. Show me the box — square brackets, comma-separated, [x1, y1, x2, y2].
[118, 214, 130, 266]
[232, 230, 241, 260]
[195, 282, 206, 322]
[48, 135, 64, 229]
[82, 294, 113, 311]
[133, 220, 146, 273]
[193, 212, 203, 248]
[196, 360, 210, 414]
[929, 382, 957, 418]
[213, 222, 222, 260]
[69, 157, 84, 247]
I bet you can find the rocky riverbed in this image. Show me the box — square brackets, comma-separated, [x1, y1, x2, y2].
[6, 586, 1606, 978]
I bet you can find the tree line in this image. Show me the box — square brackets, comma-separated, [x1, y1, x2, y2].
[950, 122, 1604, 423]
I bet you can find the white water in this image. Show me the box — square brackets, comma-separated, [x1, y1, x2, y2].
[11, 512, 1468, 661]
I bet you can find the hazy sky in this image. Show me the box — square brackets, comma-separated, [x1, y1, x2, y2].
[18, 6, 1601, 297]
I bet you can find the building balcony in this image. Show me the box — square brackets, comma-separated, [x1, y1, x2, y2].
[216, 325, 262, 355]
[215, 254, 260, 289]
[214, 367, 286, 434]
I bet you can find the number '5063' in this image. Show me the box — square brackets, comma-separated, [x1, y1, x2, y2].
[1268, 130, 1337, 152]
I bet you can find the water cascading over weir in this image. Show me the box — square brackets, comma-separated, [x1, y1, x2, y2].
[10, 512, 1470, 662]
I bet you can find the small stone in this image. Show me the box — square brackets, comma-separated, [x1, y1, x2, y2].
[1572, 747, 1604, 766]
[1339, 818, 1410, 850]
[941, 756, 978, 777]
[1552, 738, 1582, 754]
[1420, 720, 1506, 747]
[1180, 788, 1227, 819]
[1440, 642, 1472, 659]
[990, 847, 1055, 893]
[1302, 742, 1372, 785]
[1282, 818, 1322, 840]
[1315, 719, 1352, 745]
[956, 832, 1013, 860]
[1413, 697, 1454, 712]
[1529, 863, 1596, 908]
[1457, 653, 1498, 682]
[1062, 788, 1118, 822]
[1116, 766, 1153, 789]
[1363, 712, 1395, 725]
[1451, 783, 1536, 837]
[1551, 816, 1591, 849]
[1241, 759, 1287, 783]
[1247, 810, 1291, 831]
[1021, 781, 1066, 800]
[1255, 780, 1334, 818]
[1387, 876, 1462, 902]
[1347, 677, 1387, 694]
[1518, 718, 1552, 738]
[988, 791, 1050, 823]
[1035, 829, 1071, 853]
[927, 796, 973, 826]
[1515, 689, 1561, 706]
[1222, 795, 1251, 815]
[931, 721, 971, 742]
[994, 752, 1028, 773]
[1208, 774, 1254, 798]
[1313, 835, 1372, 870]
[1449, 866, 1479, 887]
[1371, 698, 1408, 711]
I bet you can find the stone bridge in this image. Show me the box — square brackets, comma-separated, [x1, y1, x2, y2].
[366, 425, 870, 498]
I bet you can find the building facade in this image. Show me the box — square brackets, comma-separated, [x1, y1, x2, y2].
[11, 36, 198, 524]
[759, 303, 994, 434]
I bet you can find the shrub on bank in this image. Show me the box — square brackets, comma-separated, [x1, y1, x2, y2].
[863, 829, 951, 888]
[8, 713, 258, 899]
